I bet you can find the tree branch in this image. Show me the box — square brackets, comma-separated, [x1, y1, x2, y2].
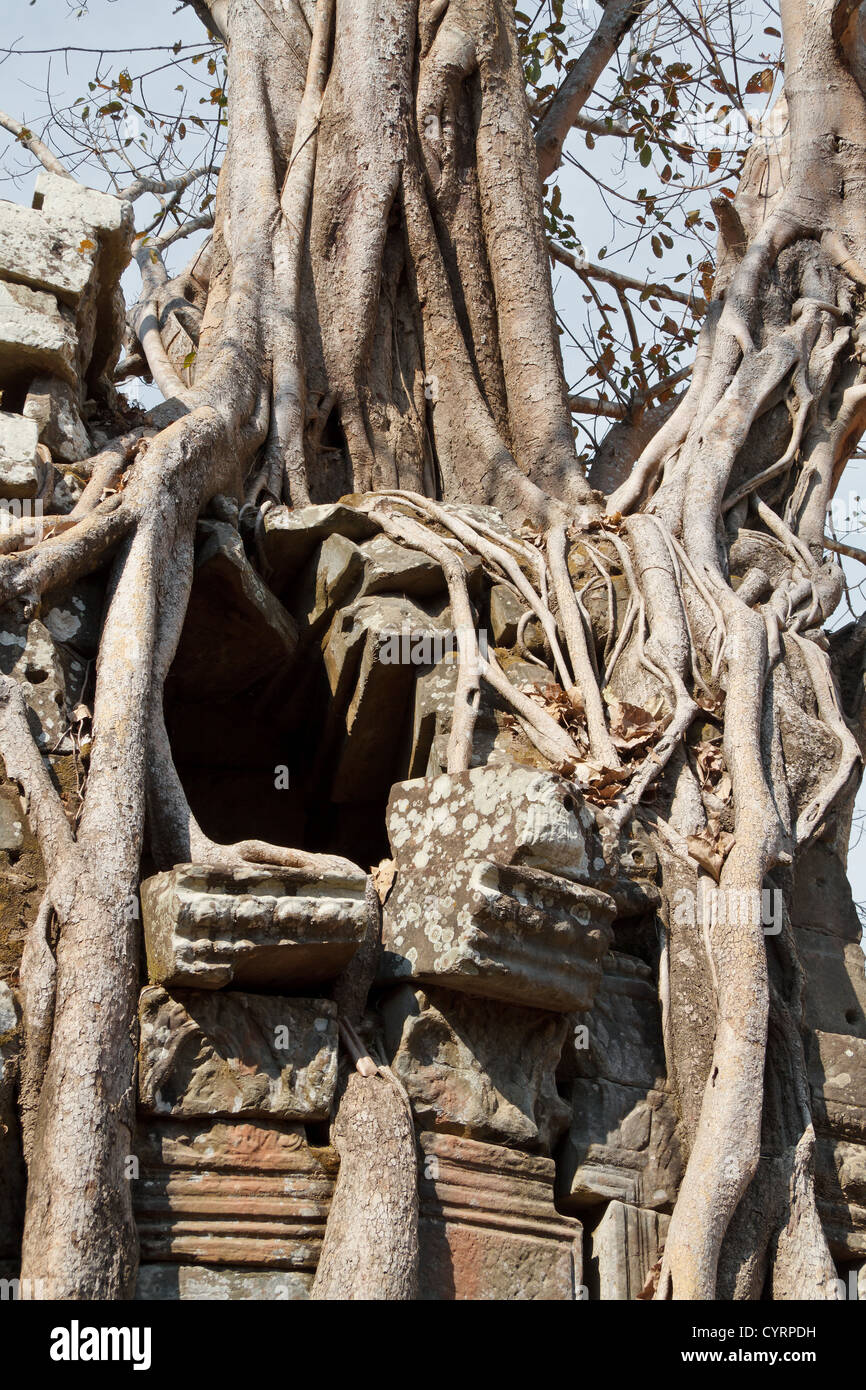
[535, 0, 649, 183]
[0, 109, 71, 179]
[550, 240, 704, 311]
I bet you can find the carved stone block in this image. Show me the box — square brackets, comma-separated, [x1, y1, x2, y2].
[417, 1131, 583, 1300]
[138, 987, 337, 1122]
[141, 863, 367, 990]
[557, 1078, 683, 1212]
[808, 1030, 866, 1143]
[133, 1119, 336, 1272]
[564, 951, 667, 1091]
[134, 1264, 311, 1300]
[589, 1200, 669, 1300]
[381, 984, 569, 1150]
[381, 766, 615, 1011]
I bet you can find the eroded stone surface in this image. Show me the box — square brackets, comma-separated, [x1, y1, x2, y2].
[381, 983, 569, 1150]
[0, 283, 78, 385]
[809, 1031, 866, 1142]
[564, 952, 667, 1091]
[381, 765, 615, 1011]
[138, 987, 337, 1121]
[589, 1199, 669, 1300]
[23, 376, 90, 461]
[135, 1264, 312, 1300]
[418, 1130, 583, 1299]
[0, 199, 95, 305]
[134, 1119, 336, 1271]
[141, 862, 367, 990]
[557, 1077, 683, 1212]
[0, 412, 40, 497]
[322, 593, 451, 802]
[261, 502, 379, 592]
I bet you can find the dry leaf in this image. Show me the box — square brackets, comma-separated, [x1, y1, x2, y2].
[371, 857, 396, 904]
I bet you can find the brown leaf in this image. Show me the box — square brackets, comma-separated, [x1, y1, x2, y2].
[371, 858, 396, 904]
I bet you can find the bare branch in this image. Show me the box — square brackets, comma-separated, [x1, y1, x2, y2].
[0, 109, 71, 179]
[550, 240, 704, 311]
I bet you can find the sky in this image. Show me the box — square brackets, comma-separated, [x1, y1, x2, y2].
[0, 0, 863, 918]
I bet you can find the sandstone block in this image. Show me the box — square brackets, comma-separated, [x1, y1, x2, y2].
[0, 412, 40, 498]
[23, 376, 90, 461]
[0, 198, 95, 305]
[261, 502, 379, 592]
[141, 862, 367, 990]
[589, 1200, 669, 1300]
[417, 1131, 583, 1299]
[134, 1119, 336, 1271]
[138, 987, 337, 1122]
[381, 983, 569, 1150]
[809, 1031, 866, 1142]
[0, 281, 78, 385]
[557, 1077, 683, 1212]
[381, 765, 615, 1011]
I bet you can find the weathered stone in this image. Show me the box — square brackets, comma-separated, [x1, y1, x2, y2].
[134, 1264, 311, 1300]
[791, 841, 863, 941]
[169, 521, 299, 699]
[381, 984, 569, 1150]
[138, 987, 337, 1122]
[0, 198, 96, 305]
[141, 862, 367, 990]
[0, 981, 24, 1261]
[798, 927, 866, 1039]
[134, 1119, 336, 1270]
[42, 579, 104, 656]
[0, 282, 78, 386]
[418, 1131, 583, 1299]
[557, 1078, 684, 1211]
[321, 593, 451, 802]
[31, 174, 133, 387]
[288, 531, 365, 636]
[356, 532, 447, 598]
[380, 765, 615, 1011]
[23, 376, 90, 461]
[0, 788, 24, 853]
[563, 951, 667, 1091]
[808, 1031, 866, 1142]
[408, 653, 555, 778]
[0, 412, 40, 498]
[0, 616, 82, 752]
[589, 1200, 669, 1300]
[33, 172, 133, 275]
[261, 502, 379, 592]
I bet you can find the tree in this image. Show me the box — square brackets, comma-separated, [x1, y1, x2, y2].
[0, 0, 864, 1300]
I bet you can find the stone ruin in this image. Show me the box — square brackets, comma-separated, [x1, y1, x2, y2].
[0, 179, 864, 1301]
